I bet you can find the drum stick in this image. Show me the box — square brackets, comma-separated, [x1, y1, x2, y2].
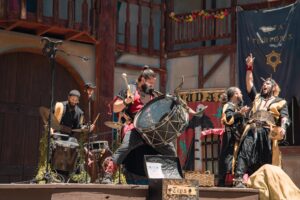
[122, 73, 133, 97]
[92, 113, 100, 125]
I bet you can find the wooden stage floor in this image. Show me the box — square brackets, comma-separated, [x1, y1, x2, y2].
[0, 184, 259, 200]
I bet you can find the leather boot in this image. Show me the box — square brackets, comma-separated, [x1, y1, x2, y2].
[233, 176, 246, 188]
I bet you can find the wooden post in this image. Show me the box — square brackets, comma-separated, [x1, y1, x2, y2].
[165, 0, 174, 51]
[230, 52, 236, 85]
[136, 1, 142, 54]
[231, 0, 237, 85]
[68, 0, 75, 28]
[125, 0, 130, 51]
[231, 0, 237, 44]
[160, 0, 166, 93]
[82, 0, 89, 31]
[211, 0, 216, 45]
[0, 0, 7, 18]
[148, 0, 154, 55]
[95, 0, 117, 134]
[53, 0, 59, 24]
[198, 54, 204, 88]
[202, 0, 206, 47]
[37, 0, 43, 22]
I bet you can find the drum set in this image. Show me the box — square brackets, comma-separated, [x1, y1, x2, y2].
[38, 107, 112, 183]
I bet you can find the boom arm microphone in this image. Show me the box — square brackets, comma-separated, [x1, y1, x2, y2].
[41, 37, 63, 58]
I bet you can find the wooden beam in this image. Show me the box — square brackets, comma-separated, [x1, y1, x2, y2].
[198, 54, 204, 88]
[160, 0, 167, 93]
[53, 0, 59, 24]
[118, 0, 161, 9]
[203, 54, 228, 83]
[136, 1, 142, 54]
[81, 0, 89, 31]
[116, 43, 161, 57]
[125, 0, 131, 51]
[5, 21, 21, 31]
[65, 31, 85, 41]
[0, 0, 7, 19]
[116, 63, 166, 74]
[165, 0, 174, 51]
[36, 26, 55, 36]
[95, 0, 117, 134]
[36, 0, 43, 23]
[230, 52, 236, 86]
[148, 0, 154, 55]
[231, 1, 237, 44]
[67, 0, 75, 29]
[168, 44, 235, 58]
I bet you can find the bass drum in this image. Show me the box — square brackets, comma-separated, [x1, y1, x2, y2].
[134, 95, 189, 147]
[51, 137, 79, 172]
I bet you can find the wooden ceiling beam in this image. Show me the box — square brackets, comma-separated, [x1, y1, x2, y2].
[116, 63, 166, 74]
[36, 27, 55, 36]
[65, 31, 85, 41]
[5, 21, 21, 31]
[168, 44, 235, 58]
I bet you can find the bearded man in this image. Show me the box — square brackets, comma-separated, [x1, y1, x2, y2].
[234, 54, 290, 188]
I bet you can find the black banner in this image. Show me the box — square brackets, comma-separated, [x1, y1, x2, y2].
[238, 1, 300, 104]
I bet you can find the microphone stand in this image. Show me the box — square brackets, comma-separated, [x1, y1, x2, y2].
[85, 86, 95, 184]
[41, 37, 62, 183]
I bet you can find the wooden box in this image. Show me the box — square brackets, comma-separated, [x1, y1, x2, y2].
[184, 171, 214, 187]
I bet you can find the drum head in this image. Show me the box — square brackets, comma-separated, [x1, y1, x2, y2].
[134, 95, 175, 129]
[54, 139, 79, 148]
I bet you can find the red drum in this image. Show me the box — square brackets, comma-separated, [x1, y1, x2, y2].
[85, 141, 112, 183]
[134, 95, 189, 146]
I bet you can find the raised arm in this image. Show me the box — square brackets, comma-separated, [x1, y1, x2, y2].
[245, 53, 255, 93]
[113, 89, 133, 113]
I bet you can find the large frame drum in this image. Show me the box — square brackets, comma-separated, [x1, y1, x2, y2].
[134, 95, 189, 146]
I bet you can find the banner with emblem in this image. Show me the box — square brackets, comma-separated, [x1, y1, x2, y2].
[177, 88, 225, 171]
[237, 0, 300, 104]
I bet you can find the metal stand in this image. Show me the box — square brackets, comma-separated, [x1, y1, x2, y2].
[86, 96, 92, 184]
[41, 37, 63, 183]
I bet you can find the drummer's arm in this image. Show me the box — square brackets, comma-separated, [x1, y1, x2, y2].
[113, 97, 133, 113]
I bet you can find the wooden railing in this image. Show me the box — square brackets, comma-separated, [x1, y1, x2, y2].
[116, 0, 166, 56]
[167, 7, 234, 50]
[116, 0, 235, 56]
[0, 0, 100, 43]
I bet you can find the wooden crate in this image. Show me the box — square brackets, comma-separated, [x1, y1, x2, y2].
[185, 171, 214, 187]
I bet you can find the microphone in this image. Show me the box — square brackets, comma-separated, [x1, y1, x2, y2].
[41, 37, 63, 45]
[41, 37, 63, 57]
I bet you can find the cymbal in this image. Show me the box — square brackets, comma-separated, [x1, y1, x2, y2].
[104, 121, 123, 129]
[52, 132, 69, 138]
[39, 106, 61, 130]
